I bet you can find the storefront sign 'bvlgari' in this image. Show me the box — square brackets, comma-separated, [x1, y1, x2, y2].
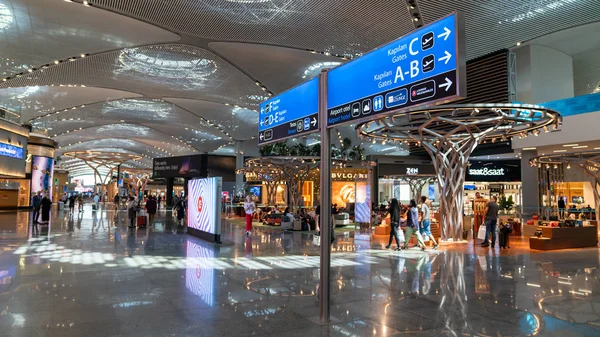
[332, 172, 368, 180]
[468, 167, 505, 176]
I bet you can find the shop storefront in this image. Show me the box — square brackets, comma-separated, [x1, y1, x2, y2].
[369, 155, 437, 205]
[464, 160, 522, 215]
[0, 120, 29, 209]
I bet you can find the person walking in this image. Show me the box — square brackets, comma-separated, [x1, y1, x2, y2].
[385, 198, 404, 251]
[114, 194, 120, 211]
[558, 195, 566, 219]
[145, 195, 157, 226]
[78, 194, 84, 212]
[157, 195, 162, 209]
[481, 195, 500, 248]
[175, 197, 186, 228]
[68, 194, 76, 213]
[404, 199, 427, 251]
[127, 196, 137, 229]
[31, 191, 42, 223]
[40, 193, 52, 224]
[93, 193, 100, 211]
[420, 196, 439, 250]
[243, 195, 256, 236]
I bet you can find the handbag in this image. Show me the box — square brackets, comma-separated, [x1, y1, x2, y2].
[477, 225, 487, 240]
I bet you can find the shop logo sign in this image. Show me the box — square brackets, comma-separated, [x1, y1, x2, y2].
[331, 173, 367, 180]
[468, 167, 505, 176]
[406, 167, 419, 175]
[197, 196, 203, 213]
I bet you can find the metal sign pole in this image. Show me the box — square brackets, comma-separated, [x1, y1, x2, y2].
[319, 70, 331, 323]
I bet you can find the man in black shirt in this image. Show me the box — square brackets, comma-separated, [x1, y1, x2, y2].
[481, 196, 500, 248]
[558, 195, 566, 219]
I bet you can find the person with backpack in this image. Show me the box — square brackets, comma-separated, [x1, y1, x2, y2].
[31, 191, 42, 223]
[385, 198, 404, 251]
[420, 196, 439, 250]
[175, 197, 186, 227]
[404, 199, 427, 251]
[145, 195, 157, 226]
[127, 196, 137, 229]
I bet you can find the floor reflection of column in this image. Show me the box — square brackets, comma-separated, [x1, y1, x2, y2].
[437, 252, 471, 335]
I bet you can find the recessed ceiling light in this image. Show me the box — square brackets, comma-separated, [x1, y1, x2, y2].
[523, 147, 536, 150]
[573, 146, 588, 149]
[553, 150, 567, 153]
[516, 42, 521, 46]
[563, 144, 579, 147]
[594, 147, 600, 150]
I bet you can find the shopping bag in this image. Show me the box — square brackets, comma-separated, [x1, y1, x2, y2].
[477, 225, 487, 240]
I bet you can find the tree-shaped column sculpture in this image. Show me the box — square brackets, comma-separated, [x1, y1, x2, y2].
[530, 151, 600, 222]
[63, 151, 143, 197]
[357, 104, 561, 241]
[403, 175, 436, 201]
[239, 157, 320, 211]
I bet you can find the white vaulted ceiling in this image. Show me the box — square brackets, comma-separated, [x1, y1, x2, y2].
[0, 0, 598, 175]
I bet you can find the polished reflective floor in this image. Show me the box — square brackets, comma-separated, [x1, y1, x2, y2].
[1, 206, 599, 336]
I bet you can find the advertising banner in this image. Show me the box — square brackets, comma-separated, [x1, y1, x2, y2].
[31, 156, 55, 199]
[187, 177, 222, 243]
[466, 161, 521, 182]
[153, 155, 203, 178]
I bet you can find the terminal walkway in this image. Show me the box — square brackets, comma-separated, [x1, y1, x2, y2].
[0, 206, 599, 336]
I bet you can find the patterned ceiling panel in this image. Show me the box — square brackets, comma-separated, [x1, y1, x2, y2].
[87, 0, 415, 58]
[29, 98, 230, 144]
[56, 138, 173, 160]
[208, 42, 343, 93]
[0, 0, 179, 78]
[165, 97, 258, 141]
[573, 48, 600, 96]
[419, 0, 600, 60]
[0, 44, 265, 108]
[0, 86, 141, 124]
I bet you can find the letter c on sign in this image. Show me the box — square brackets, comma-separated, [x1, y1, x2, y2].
[409, 37, 419, 56]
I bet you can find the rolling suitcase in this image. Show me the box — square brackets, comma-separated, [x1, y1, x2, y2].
[499, 223, 512, 249]
[137, 215, 147, 228]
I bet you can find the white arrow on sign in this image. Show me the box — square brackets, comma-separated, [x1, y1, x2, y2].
[259, 133, 264, 140]
[311, 117, 317, 126]
[438, 77, 453, 91]
[438, 51, 452, 64]
[438, 27, 451, 41]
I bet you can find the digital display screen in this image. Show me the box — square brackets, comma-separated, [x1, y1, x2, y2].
[249, 186, 261, 199]
[185, 240, 215, 307]
[0, 143, 24, 159]
[187, 177, 222, 235]
[464, 184, 476, 190]
[31, 156, 55, 199]
[354, 180, 371, 224]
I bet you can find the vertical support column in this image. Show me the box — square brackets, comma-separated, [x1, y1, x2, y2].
[421, 136, 478, 241]
[235, 141, 245, 194]
[166, 178, 174, 207]
[521, 150, 539, 220]
[318, 71, 331, 323]
[184, 178, 190, 199]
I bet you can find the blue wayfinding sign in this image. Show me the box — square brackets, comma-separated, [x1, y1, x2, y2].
[326, 13, 465, 127]
[258, 77, 319, 145]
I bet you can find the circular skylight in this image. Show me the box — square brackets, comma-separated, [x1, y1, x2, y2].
[118, 48, 217, 80]
[302, 61, 341, 79]
[0, 4, 13, 31]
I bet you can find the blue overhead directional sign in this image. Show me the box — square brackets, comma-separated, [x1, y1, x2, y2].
[258, 77, 319, 145]
[326, 13, 465, 127]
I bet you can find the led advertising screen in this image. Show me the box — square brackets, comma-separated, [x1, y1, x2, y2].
[185, 240, 215, 307]
[31, 156, 55, 199]
[187, 177, 222, 243]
